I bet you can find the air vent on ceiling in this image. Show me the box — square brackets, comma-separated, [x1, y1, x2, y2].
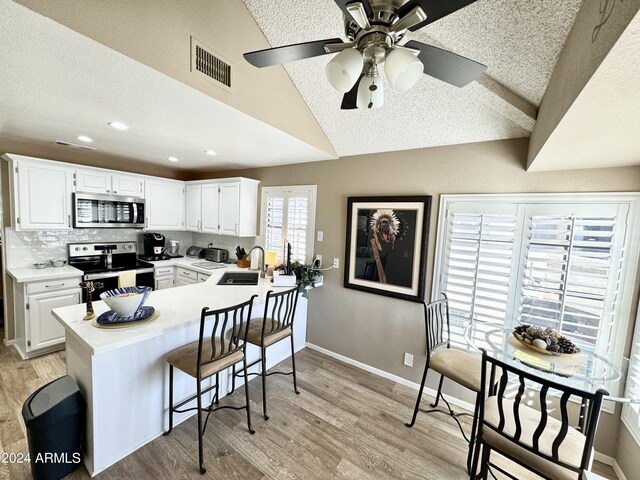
[191, 37, 233, 92]
[55, 140, 96, 151]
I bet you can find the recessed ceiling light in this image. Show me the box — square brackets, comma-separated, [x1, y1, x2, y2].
[168, 156, 179, 162]
[108, 121, 129, 130]
[77, 135, 93, 143]
[205, 150, 217, 156]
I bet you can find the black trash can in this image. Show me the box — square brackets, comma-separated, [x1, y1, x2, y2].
[22, 375, 84, 480]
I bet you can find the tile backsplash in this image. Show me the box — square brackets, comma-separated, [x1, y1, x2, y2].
[4, 228, 253, 268]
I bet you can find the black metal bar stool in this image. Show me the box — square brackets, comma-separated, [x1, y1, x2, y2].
[406, 294, 485, 473]
[230, 285, 300, 420]
[163, 295, 257, 474]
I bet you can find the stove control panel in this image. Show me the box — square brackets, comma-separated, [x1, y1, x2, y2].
[68, 241, 138, 258]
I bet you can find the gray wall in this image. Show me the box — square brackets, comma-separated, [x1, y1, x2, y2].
[195, 137, 640, 459]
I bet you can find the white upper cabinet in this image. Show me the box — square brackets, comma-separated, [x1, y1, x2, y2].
[145, 179, 185, 231]
[76, 169, 144, 197]
[112, 174, 144, 197]
[14, 157, 74, 230]
[219, 183, 240, 236]
[201, 183, 220, 233]
[185, 184, 202, 231]
[185, 178, 258, 237]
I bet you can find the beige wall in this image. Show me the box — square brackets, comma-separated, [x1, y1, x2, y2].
[195, 137, 640, 458]
[528, 0, 640, 168]
[14, 0, 337, 159]
[617, 423, 640, 478]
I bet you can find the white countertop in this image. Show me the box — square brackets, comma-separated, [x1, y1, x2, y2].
[146, 256, 235, 275]
[6, 257, 233, 283]
[52, 266, 290, 355]
[7, 265, 84, 283]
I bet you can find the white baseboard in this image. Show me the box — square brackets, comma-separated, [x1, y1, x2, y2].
[594, 450, 630, 480]
[612, 460, 628, 480]
[305, 342, 476, 412]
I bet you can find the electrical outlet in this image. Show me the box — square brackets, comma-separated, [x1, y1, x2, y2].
[404, 353, 414, 367]
[333, 258, 339, 268]
[314, 255, 322, 268]
[317, 231, 324, 242]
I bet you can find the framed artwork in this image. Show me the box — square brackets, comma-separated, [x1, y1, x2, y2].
[344, 196, 431, 302]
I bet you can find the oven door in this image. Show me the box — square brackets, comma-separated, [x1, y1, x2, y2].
[83, 270, 155, 302]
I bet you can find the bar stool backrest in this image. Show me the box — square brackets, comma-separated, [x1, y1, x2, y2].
[261, 285, 300, 339]
[478, 350, 607, 475]
[424, 294, 450, 358]
[196, 295, 257, 379]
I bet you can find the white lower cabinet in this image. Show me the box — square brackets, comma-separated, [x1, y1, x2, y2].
[13, 276, 82, 358]
[154, 266, 174, 290]
[175, 267, 197, 286]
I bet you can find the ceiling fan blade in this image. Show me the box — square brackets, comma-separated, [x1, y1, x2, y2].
[341, 74, 364, 110]
[333, 0, 374, 26]
[405, 40, 486, 87]
[398, 0, 478, 31]
[244, 38, 343, 67]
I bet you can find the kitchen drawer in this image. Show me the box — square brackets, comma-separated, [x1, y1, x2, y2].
[26, 277, 82, 295]
[197, 273, 210, 283]
[176, 268, 196, 280]
[155, 266, 174, 277]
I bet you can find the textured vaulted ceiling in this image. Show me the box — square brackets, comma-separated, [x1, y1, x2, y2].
[243, 0, 584, 157]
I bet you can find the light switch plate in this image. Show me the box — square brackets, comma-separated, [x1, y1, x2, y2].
[404, 353, 414, 367]
[317, 231, 324, 241]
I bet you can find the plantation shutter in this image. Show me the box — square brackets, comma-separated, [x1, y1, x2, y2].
[623, 303, 640, 442]
[261, 186, 316, 265]
[440, 203, 522, 346]
[518, 204, 628, 354]
[286, 194, 310, 262]
[264, 193, 284, 258]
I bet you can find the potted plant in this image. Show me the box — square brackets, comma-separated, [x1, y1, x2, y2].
[275, 261, 322, 297]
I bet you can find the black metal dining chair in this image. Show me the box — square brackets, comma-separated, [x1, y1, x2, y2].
[406, 294, 485, 472]
[230, 285, 301, 420]
[163, 295, 257, 474]
[470, 350, 607, 480]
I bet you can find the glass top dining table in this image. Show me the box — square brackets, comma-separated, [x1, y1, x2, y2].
[463, 324, 639, 404]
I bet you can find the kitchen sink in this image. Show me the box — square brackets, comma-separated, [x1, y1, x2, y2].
[217, 272, 259, 286]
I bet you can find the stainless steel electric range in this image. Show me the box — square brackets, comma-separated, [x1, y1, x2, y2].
[68, 242, 154, 301]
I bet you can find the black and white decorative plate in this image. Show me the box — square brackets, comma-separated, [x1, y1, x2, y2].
[96, 306, 156, 325]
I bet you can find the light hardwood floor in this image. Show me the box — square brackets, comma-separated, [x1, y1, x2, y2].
[0, 332, 617, 479]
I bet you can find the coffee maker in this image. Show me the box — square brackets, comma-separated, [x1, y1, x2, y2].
[141, 232, 169, 261]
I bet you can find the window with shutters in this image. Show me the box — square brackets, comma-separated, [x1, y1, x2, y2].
[433, 194, 640, 361]
[260, 186, 317, 264]
[622, 304, 640, 445]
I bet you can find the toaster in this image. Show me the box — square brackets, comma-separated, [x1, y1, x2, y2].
[204, 248, 229, 263]
[185, 246, 205, 258]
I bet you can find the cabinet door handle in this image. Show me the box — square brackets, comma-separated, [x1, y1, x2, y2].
[107, 189, 110, 193]
[68, 215, 71, 228]
[45, 283, 65, 289]
[113, 190, 118, 194]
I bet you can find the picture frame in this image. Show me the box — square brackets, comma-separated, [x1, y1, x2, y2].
[344, 196, 431, 302]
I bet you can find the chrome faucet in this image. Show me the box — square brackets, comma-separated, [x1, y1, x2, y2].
[249, 246, 266, 278]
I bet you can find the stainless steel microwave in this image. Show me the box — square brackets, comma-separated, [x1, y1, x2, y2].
[73, 193, 145, 228]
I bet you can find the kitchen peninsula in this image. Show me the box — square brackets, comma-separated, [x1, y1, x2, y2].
[52, 267, 308, 476]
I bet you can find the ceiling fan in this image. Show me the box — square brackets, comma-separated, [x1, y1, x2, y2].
[244, 0, 487, 110]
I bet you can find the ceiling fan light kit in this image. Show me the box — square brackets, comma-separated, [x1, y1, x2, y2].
[244, 0, 486, 110]
[384, 47, 424, 93]
[326, 48, 364, 92]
